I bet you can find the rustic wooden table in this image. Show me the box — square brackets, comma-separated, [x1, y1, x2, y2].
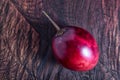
[0, 0, 120, 80]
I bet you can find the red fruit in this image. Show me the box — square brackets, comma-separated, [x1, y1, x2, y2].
[52, 26, 99, 71]
[42, 11, 99, 71]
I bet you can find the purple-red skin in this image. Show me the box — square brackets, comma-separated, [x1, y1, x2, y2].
[52, 26, 99, 71]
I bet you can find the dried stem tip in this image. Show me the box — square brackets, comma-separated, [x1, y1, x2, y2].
[42, 11, 60, 31]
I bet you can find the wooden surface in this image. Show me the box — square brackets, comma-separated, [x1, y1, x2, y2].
[0, 0, 120, 80]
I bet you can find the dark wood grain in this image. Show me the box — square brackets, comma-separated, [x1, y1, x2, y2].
[0, 0, 120, 80]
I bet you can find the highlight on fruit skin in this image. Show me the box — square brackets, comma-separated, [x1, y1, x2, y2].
[42, 11, 99, 71]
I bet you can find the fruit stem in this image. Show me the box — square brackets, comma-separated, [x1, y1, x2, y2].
[42, 11, 60, 31]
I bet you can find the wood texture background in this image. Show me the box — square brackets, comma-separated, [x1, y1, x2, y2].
[0, 0, 120, 80]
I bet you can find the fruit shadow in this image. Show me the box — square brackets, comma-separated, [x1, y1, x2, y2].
[26, 15, 68, 65]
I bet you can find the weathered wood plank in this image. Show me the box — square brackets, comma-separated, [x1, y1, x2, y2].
[0, 0, 120, 80]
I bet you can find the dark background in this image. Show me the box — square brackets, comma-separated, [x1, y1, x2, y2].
[0, 0, 120, 80]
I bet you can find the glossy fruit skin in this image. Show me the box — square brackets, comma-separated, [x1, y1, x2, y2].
[52, 26, 99, 71]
